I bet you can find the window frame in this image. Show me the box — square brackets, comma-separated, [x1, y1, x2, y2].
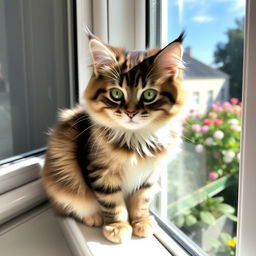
[237, 0, 256, 255]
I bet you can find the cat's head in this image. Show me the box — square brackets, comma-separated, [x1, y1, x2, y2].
[84, 33, 186, 131]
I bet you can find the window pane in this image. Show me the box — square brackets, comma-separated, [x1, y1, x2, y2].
[192, 91, 200, 105]
[0, 0, 72, 161]
[151, 0, 245, 254]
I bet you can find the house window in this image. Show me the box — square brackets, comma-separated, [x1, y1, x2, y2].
[149, 0, 245, 254]
[192, 91, 200, 105]
[207, 90, 214, 106]
[221, 88, 226, 101]
[0, 0, 75, 164]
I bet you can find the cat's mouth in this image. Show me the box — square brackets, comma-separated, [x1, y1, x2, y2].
[126, 119, 138, 124]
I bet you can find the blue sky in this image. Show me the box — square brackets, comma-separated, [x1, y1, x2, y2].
[168, 0, 245, 67]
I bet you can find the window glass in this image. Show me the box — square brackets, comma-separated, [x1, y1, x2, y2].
[207, 90, 214, 107]
[151, 0, 245, 255]
[0, 0, 72, 162]
[192, 91, 200, 105]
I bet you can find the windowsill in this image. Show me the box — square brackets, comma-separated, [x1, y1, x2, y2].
[58, 217, 190, 256]
[0, 155, 200, 256]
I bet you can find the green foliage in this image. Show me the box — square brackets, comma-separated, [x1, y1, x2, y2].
[185, 214, 197, 226]
[173, 196, 237, 229]
[215, 203, 235, 214]
[200, 211, 216, 225]
[214, 18, 244, 99]
[209, 232, 236, 256]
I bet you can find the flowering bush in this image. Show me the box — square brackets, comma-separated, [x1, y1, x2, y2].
[183, 99, 241, 179]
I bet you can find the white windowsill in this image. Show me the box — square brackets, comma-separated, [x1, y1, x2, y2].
[0, 155, 190, 256]
[58, 217, 190, 256]
[0, 154, 45, 194]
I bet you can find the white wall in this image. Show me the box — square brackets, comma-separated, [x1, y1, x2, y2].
[183, 78, 229, 114]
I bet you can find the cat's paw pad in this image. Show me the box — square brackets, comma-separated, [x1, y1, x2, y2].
[83, 213, 103, 227]
[131, 216, 156, 238]
[103, 222, 132, 243]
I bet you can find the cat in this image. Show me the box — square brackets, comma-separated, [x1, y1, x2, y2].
[42, 32, 187, 244]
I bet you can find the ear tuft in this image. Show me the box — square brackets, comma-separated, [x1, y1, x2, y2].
[153, 33, 185, 79]
[172, 31, 185, 44]
[89, 38, 117, 75]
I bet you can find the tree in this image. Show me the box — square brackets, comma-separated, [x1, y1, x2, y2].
[214, 18, 244, 100]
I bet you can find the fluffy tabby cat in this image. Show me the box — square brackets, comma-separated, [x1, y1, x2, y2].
[42, 32, 187, 243]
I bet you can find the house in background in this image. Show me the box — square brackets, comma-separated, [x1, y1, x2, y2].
[183, 47, 230, 114]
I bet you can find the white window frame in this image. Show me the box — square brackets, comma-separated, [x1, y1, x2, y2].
[237, 0, 256, 255]
[0, 0, 255, 255]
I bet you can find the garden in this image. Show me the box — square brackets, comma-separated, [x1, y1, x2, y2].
[166, 98, 241, 255]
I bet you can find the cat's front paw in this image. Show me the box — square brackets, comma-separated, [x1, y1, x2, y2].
[103, 222, 132, 243]
[131, 216, 156, 238]
[83, 213, 103, 227]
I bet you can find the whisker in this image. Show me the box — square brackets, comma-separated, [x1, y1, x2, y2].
[72, 115, 91, 127]
[73, 123, 95, 139]
[170, 129, 194, 144]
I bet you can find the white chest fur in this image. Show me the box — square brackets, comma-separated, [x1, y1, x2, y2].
[120, 137, 182, 196]
[121, 158, 159, 196]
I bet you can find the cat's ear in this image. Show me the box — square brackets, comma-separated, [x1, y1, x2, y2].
[88, 37, 117, 75]
[152, 33, 184, 79]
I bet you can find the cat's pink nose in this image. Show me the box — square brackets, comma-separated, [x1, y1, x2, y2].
[125, 111, 138, 119]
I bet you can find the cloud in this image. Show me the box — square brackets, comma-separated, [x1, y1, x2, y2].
[192, 15, 215, 23]
[228, 0, 245, 12]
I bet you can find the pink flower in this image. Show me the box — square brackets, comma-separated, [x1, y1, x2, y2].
[230, 124, 241, 131]
[192, 124, 201, 132]
[209, 172, 218, 180]
[214, 118, 223, 125]
[223, 102, 231, 107]
[209, 112, 217, 118]
[230, 98, 239, 104]
[201, 125, 209, 134]
[223, 102, 233, 111]
[189, 109, 195, 115]
[204, 119, 214, 125]
[226, 106, 234, 111]
[211, 104, 222, 111]
[213, 130, 224, 139]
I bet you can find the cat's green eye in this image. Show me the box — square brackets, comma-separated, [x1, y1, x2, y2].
[142, 89, 157, 102]
[110, 88, 124, 101]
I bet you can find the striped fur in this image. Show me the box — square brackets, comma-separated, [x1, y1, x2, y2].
[42, 33, 187, 244]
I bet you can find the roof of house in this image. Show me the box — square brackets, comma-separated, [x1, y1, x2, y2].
[183, 53, 229, 79]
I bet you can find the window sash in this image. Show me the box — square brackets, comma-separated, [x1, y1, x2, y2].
[237, 0, 256, 255]
[0, 1, 76, 224]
